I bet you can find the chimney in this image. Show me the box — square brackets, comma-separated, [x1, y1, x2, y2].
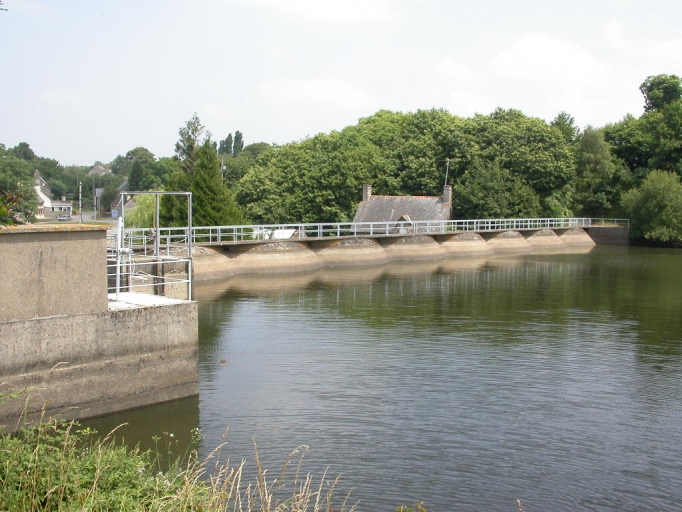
[362, 184, 372, 202]
[443, 184, 452, 204]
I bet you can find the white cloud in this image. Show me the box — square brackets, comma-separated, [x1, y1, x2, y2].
[445, 89, 496, 118]
[259, 77, 373, 110]
[602, 20, 628, 50]
[247, 0, 397, 23]
[435, 58, 479, 85]
[493, 32, 608, 89]
[10, 0, 58, 18]
[39, 88, 83, 106]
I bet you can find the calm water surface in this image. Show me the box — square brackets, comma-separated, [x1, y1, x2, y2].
[86, 246, 682, 511]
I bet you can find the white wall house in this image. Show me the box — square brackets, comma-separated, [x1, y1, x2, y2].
[33, 170, 73, 219]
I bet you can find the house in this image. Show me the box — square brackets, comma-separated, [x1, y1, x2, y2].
[353, 184, 453, 228]
[87, 163, 112, 177]
[110, 178, 132, 218]
[33, 170, 73, 220]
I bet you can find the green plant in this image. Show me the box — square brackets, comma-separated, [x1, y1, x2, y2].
[0, 418, 356, 512]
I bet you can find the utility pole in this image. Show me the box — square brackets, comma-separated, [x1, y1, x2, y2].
[79, 181, 83, 223]
[444, 158, 450, 187]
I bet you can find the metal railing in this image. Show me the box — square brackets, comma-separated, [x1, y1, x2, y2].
[107, 227, 192, 301]
[118, 218, 629, 250]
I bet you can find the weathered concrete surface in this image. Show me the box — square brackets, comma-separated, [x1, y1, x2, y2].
[0, 301, 198, 427]
[585, 226, 630, 245]
[380, 235, 447, 261]
[313, 238, 391, 267]
[0, 225, 108, 322]
[190, 229, 605, 280]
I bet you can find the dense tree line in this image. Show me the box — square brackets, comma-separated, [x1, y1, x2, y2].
[2, 74, 681, 244]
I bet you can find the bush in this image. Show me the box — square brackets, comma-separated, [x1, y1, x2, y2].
[621, 170, 682, 245]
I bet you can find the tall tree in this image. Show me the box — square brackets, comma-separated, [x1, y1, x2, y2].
[640, 74, 682, 112]
[175, 113, 210, 176]
[218, 134, 233, 156]
[128, 160, 144, 191]
[233, 131, 244, 157]
[574, 128, 617, 216]
[191, 145, 244, 226]
[9, 142, 36, 161]
[550, 111, 579, 143]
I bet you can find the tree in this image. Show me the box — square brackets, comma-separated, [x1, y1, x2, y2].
[574, 128, 617, 216]
[550, 111, 579, 143]
[9, 142, 36, 161]
[454, 159, 541, 219]
[175, 113, 211, 176]
[640, 74, 682, 113]
[191, 145, 244, 226]
[605, 76, 682, 179]
[621, 170, 682, 245]
[218, 134, 233, 156]
[0, 156, 37, 222]
[223, 142, 272, 185]
[233, 131, 244, 157]
[128, 160, 144, 191]
[125, 194, 156, 228]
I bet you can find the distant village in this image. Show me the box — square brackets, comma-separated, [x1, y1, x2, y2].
[32, 163, 131, 221]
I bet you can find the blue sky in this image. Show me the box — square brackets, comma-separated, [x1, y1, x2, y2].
[1, 0, 681, 165]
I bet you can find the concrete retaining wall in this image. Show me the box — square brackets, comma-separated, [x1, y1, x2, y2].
[0, 224, 198, 430]
[191, 228, 600, 280]
[0, 301, 198, 427]
[0, 225, 108, 322]
[585, 227, 630, 245]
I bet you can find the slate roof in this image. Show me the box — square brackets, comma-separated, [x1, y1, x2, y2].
[353, 195, 452, 223]
[87, 163, 111, 176]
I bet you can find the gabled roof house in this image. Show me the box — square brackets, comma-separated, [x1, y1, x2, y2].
[353, 184, 453, 225]
[88, 163, 111, 177]
[33, 170, 73, 219]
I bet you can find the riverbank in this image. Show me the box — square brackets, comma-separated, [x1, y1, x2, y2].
[0, 418, 356, 512]
[192, 228, 597, 281]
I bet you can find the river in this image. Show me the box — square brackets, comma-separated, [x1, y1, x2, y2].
[84, 245, 682, 511]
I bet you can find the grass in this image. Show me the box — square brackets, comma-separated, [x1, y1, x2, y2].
[0, 415, 358, 512]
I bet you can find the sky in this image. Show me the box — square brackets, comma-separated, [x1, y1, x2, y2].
[1, 0, 681, 166]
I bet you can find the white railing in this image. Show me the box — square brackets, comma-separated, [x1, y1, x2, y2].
[118, 218, 629, 249]
[107, 230, 192, 301]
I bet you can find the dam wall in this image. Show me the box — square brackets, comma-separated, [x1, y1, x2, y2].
[0, 225, 198, 429]
[193, 228, 598, 280]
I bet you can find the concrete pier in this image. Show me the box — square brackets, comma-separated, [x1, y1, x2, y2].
[0, 225, 198, 430]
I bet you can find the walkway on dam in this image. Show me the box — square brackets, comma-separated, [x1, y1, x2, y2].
[119, 217, 629, 250]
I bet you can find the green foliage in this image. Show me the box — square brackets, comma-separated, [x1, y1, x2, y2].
[551, 111, 579, 143]
[605, 75, 682, 182]
[160, 171, 192, 227]
[125, 194, 156, 228]
[574, 128, 618, 216]
[0, 155, 38, 221]
[621, 170, 682, 245]
[218, 133, 233, 156]
[175, 113, 211, 176]
[237, 108, 575, 222]
[640, 74, 682, 113]
[0, 420, 161, 511]
[99, 184, 119, 214]
[192, 145, 244, 226]
[454, 159, 541, 218]
[0, 420, 354, 512]
[233, 130, 244, 157]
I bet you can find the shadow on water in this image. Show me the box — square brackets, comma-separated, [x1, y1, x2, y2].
[79, 395, 200, 465]
[194, 246, 682, 360]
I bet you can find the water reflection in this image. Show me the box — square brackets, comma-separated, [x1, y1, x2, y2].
[85, 247, 682, 511]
